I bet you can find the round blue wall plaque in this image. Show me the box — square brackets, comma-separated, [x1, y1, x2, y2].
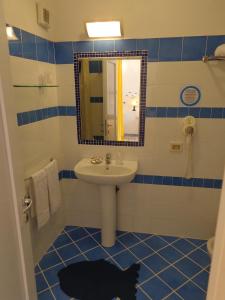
[180, 86, 201, 106]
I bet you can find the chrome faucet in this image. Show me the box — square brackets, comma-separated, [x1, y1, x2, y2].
[105, 153, 111, 166]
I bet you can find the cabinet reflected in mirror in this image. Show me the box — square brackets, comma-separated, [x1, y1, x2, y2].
[74, 51, 147, 146]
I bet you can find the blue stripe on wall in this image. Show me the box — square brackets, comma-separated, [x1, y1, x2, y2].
[8, 27, 55, 64]
[8, 26, 225, 64]
[17, 106, 225, 126]
[145, 107, 225, 118]
[17, 106, 76, 126]
[58, 170, 222, 189]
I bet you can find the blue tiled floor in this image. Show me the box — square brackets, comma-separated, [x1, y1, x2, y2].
[35, 226, 210, 299]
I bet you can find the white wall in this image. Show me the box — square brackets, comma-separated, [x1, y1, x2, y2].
[2, 0, 65, 262]
[122, 60, 140, 135]
[57, 59, 225, 239]
[53, 0, 225, 41]
[2, 0, 56, 40]
[9, 57, 65, 263]
[3, 0, 225, 244]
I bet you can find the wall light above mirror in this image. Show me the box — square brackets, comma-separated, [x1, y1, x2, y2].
[86, 21, 122, 38]
[6, 25, 18, 40]
[74, 51, 148, 146]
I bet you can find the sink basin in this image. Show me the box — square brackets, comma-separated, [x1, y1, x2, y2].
[74, 158, 138, 247]
[74, 158, 138, 185]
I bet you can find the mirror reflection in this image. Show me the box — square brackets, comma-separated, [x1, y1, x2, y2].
[79, 57, 141, 142]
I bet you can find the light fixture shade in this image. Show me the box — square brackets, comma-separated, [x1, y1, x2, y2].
[86, 21, 121, 38]
[6, 26, 18, 41]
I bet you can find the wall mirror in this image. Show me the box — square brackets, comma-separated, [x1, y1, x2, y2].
[74, 51, 147, 146]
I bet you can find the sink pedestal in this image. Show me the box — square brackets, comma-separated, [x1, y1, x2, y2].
[100, 185, 116, 247]
[74, 159, 138, 247]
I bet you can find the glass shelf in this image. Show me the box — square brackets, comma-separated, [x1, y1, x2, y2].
[13, 85, 59, 88]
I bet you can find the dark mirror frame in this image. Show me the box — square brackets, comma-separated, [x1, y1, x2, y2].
[74, 50, 148, 146]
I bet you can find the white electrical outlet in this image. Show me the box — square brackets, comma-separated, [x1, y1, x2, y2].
[170, 142, 183, 152]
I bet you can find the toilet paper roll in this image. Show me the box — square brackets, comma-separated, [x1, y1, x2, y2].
[215, 44, 225, 56]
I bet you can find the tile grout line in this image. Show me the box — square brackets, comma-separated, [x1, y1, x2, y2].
[38, 267, 57, 300]
[136, 240, 209, 293]
[36, 227, 209, 299]
[82, 227, 127, 268]
[82, 228, 153, 300]
[63, 230, 89, 261]
[118, 234, 185, 299]
[52, 245, 67, 267]
[119, 232, 209, 294]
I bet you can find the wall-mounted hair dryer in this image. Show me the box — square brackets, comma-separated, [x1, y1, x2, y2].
[183, 116, 196, 179]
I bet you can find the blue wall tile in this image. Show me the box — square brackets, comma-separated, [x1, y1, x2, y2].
[193, 178, 204, 187]
[153, 176, 163, 185]
[58, 106, 67, 116]
[203, 179, 214, 188]
[17, 113, 23, 126]
[172, 177, 183, 186]
[156, 107, 167, 117]
[134, 175, 144, 183]
[144, 175, 154, 184]
[47, 107, 56, 117]
[36, 109, 43, 121]
[178, 107, 189, 117]
[74, 41, 93, 53]
[182, 37, 207, 61]
[22, 112, 30, 125]
[58, 169, 222, 189]
[17, 105, 225, 127]
[90, 97, 103, 103]
[48, 41, 55, 64]
[115, 39, 137, 51]
[137, 38, 159, 61]
[211, 108, 223, 118]
[199, 108, 211, 118]
[36, 37, 49, 62]
[145, 107, 157, 117]
[159, 38, 182, 61]
[66, 106, 77, 116]
[189, 107, 200, 118]
[94, 40, 115, 52]
[42, 108, 49, 119]
[182, 178, 193, 187]
[29, 111, 37, 123]
[214, 180, 222, 189]
[163, 176, 173, 185]
[167, 107, 178, 118]
[89, 61, 102, 73]
[21, 30, 37, 60]
[8, 26, 225, 65]
[55, 42, 73, 64]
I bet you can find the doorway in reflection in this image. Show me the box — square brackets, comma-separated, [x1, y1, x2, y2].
[79, 57, 141, 142]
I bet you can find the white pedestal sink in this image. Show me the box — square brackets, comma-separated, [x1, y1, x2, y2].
[74, 158, 138, 247]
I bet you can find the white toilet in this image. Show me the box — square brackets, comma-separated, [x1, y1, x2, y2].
[207, 236, 214, 258]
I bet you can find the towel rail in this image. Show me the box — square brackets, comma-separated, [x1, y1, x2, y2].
[202, 56, 225, 62]
[24, 158, 54, 181]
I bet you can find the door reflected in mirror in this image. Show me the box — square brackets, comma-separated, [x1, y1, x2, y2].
[74, 51, 147, 146]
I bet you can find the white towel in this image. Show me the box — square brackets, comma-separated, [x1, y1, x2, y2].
[44, 160, 61, 214]
[32, 169, 50, 229]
